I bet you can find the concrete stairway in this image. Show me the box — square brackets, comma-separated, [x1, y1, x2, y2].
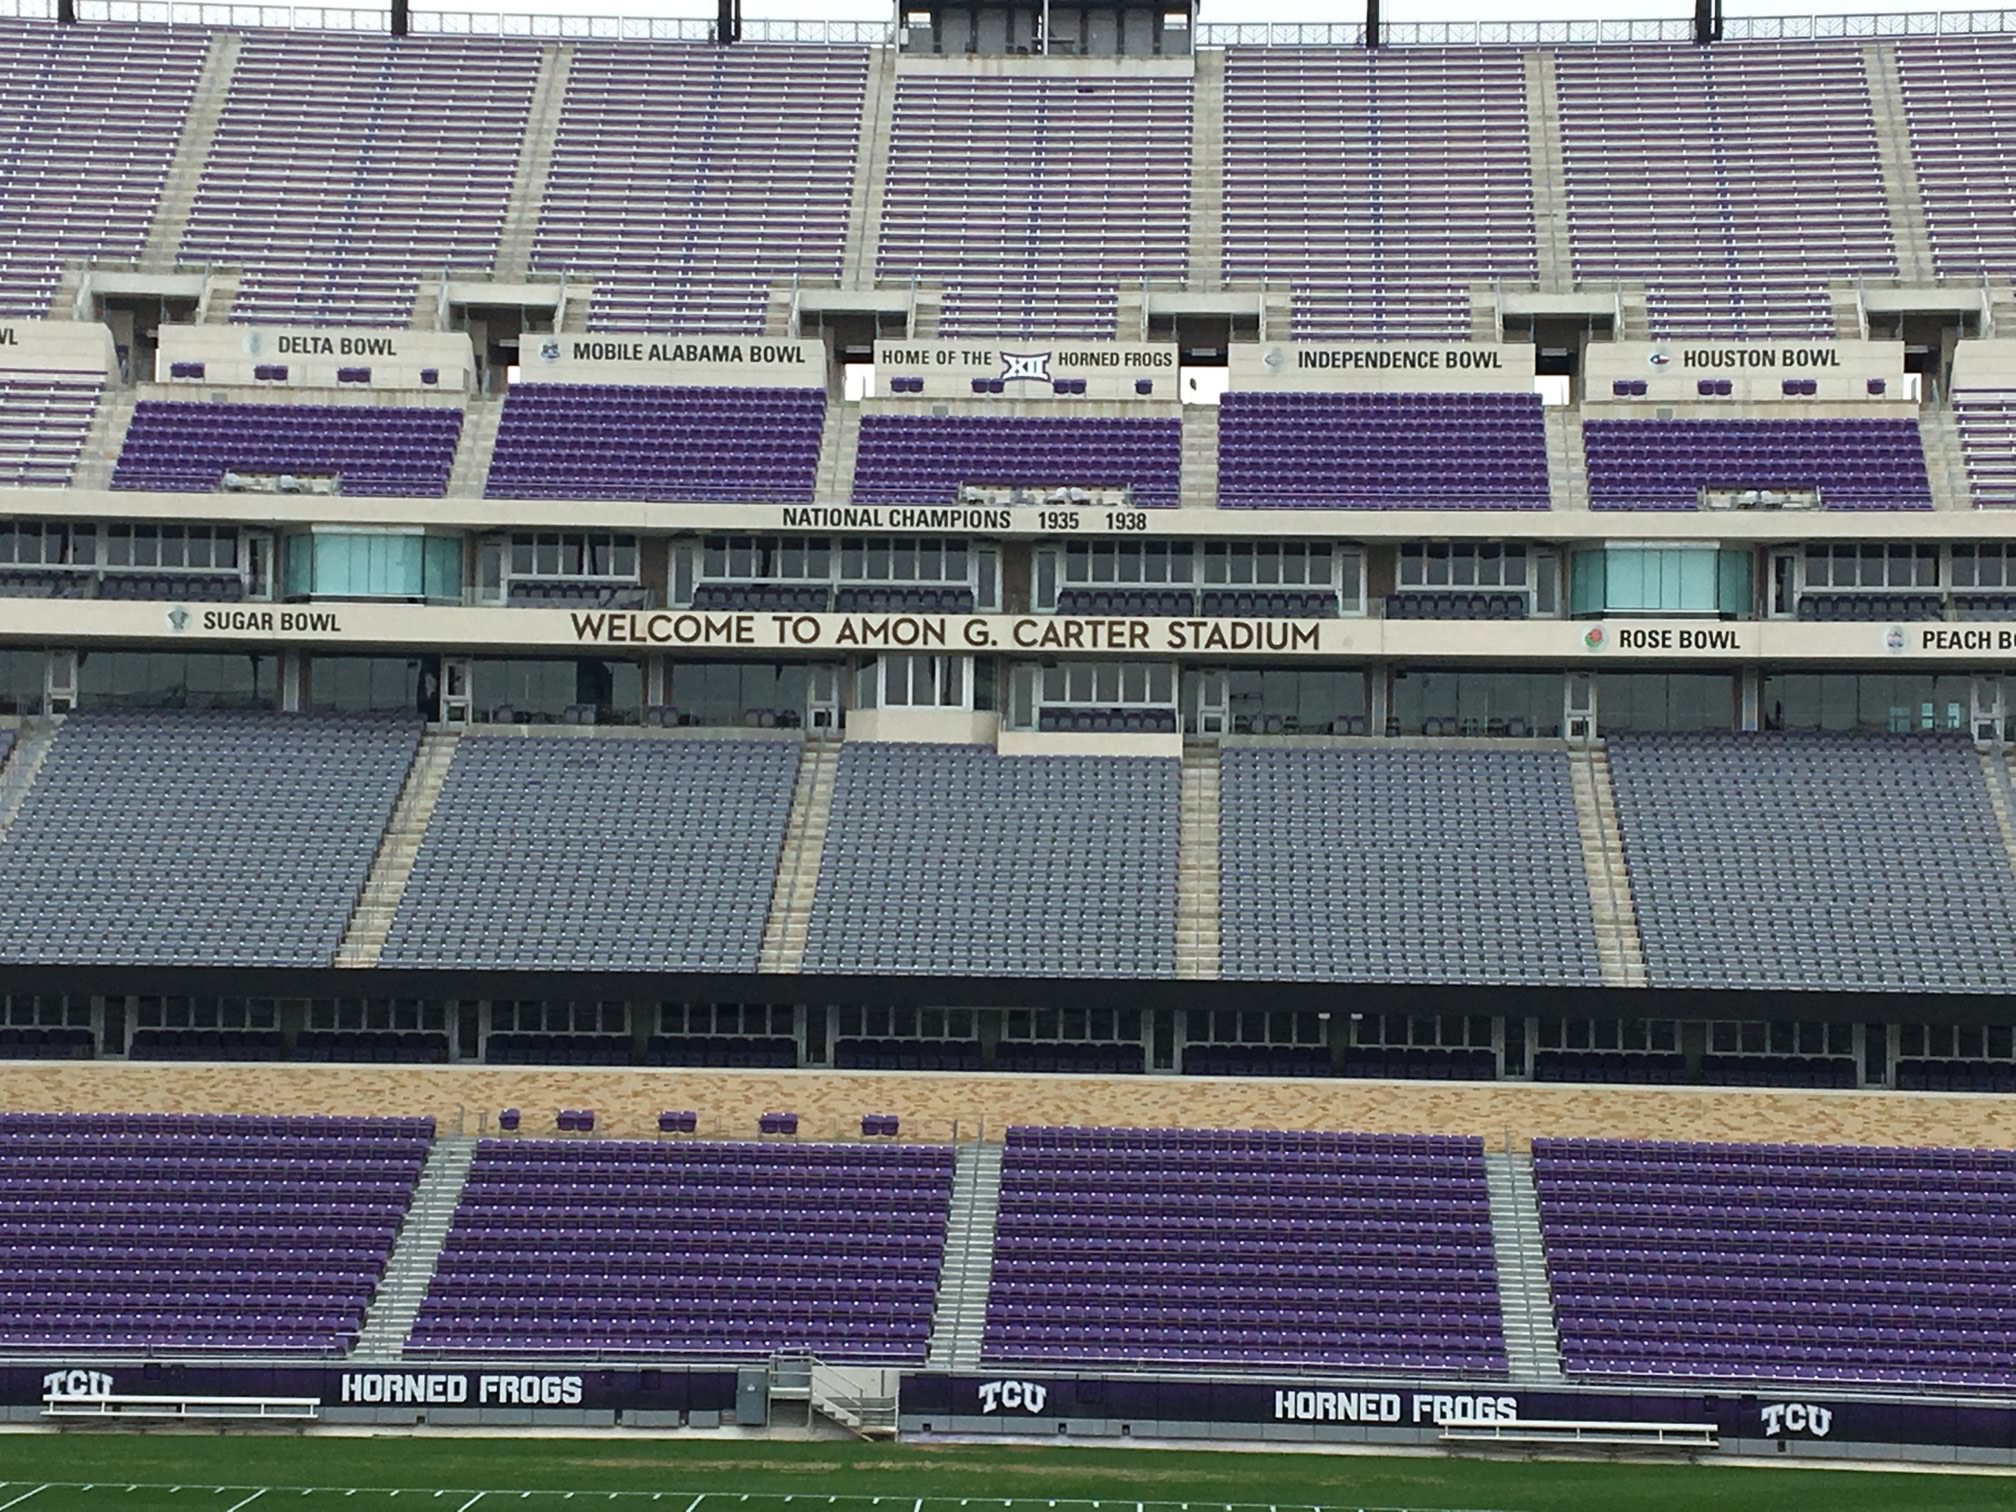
[1177, 743, 1222, 981]
[1186, 48, 1225, 289]
[1483, 1150, 1565, 1383]
[1863, 43, 1937, 286]
[1261, 282, 1292, 342]
[1981, 750, 2016, 880]
[817, 403, 861, 502]
[336, 730, 461, 969]
[910, 285, 944, 338]
[447, 399, 503, 497]
[842, 45, 899, 288]
[0, 720, 59, 844]
[350, 1135, 478, 1361]
[925, 1141, 1004, 1371]
[199, 270, 241, 324]
[142, 31, 241, 271]
[73, 389, 138, 490]
[1179, 402, 1219, 508]
[1919, 405, 1974, 511]
[1522, 50, 1574, 289]
[758, 737, 841, 974]
[493, 42, 574, 281]
[408, 275, 445, 332]
[1567, 743, 1649, 989]
[1544, 404, 1588, 511]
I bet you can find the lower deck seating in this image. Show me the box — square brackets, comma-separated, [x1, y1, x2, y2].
[1536, 1137, 2016, 1389]
[406, 1139, 953, 1358]
[382, 736, 801, 973]
[804, 745, 1177, 979]
[0, 712, 419, 968]
[983, 1126, 1505, 1373]
[0, 1113, 431, 1354]
[1608, 734, 2016, 993]
[851, 415, 1182, 506]
[1220, 746, 1602, 985]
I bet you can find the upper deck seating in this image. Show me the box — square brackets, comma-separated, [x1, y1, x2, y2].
[1222, 47, 1537, 338]
[1607, 734, 2016, 993]
[1554, 41, 1896, 337]
[1217, 391, 1549, 509]
[0, 712, 419, 968]
[180, 33, 541, 325]
[381, 735, 801, 973]
[534, 44, 868, 333]
[1220, 746, 1602, 985]
[1581, 417, 1932, 510]
[0, 21, 205, 317]
[851, 414, 1182, 506]
[406, 1139, 953, 1358]
[1536, 1137, 2016, 1389]
[876, 72, 1190, 338]
[0, 1112, 432, 1354]
[804, 745, 1177, 979]
[983, 1126, 1506, 1373]
[0, 372, 101, 488]
[485, 385, 826, 502]
[111, 401, 463, 496]
[1896, 36, 2016, 279]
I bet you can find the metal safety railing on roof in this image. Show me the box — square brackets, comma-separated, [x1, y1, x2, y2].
[29, 4, 2016, 43]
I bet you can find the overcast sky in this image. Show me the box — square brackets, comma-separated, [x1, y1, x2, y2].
[447, 0, 1910, 25]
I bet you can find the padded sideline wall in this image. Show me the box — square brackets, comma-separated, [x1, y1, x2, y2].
[0, 1065, 2011, 1150]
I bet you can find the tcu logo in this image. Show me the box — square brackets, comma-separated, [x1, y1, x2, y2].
[997, 352, 1052, 384]
[42, 1368, 114, 1399]
[977, 1379, 1048, 1415]
[1761, 1402, 1833, 1438]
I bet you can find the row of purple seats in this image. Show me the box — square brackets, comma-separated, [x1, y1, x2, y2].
[408, 1136, 954, 1359]
[111, 402, 462, 496]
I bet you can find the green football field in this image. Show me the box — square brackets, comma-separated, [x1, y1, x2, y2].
[0, 1437, 2005, 1512]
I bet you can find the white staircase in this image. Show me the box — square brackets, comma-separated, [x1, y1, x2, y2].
[351, 1136, 478, 1360]
[1981, 750, 2016, 880]
[336, 730, 461, 969]
[142, 31, 241, 270]
[1863, 43, 1937, 286]
[1919, 406, 1974, 512]
[198, 270, 241, 324]
[0, 720, 59, 843]
[1186, 48, 1225, 289]
[493, 42, 574, 281]
[817, 404, 861, 503]
[1568, 743, 1648, 989]
[842, 45, 899, 288]
[1177, 743, 1222, 980]
[1179, 403, 1219, 509]
[73, 389, 138, 490]
[925, 1141, 1004, 1371]
[758, 738, 840, 974]
[1544, 404, 1587, 511]
[1522, 50, 1574, 288]
[447, 399, 503, 496]
[1484, 1151, 1564, 1383]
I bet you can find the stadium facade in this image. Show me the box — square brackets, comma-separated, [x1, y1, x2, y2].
[0, 1, 2012, 1467]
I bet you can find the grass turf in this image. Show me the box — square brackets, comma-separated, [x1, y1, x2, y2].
[0, 1438, 2005, 1512]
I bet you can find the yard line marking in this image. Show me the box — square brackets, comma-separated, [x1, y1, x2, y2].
[0, 1488, 48, 1512]
[683, 1498, 705, 1512]
[225, 1491, 269, 1512]
[455, 1496, 487, 1512]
